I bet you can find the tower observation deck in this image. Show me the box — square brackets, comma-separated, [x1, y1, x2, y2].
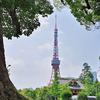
[48, 15, 61, 87]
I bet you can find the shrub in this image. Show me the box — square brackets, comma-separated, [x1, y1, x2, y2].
[78, 92, 88, 100]
[96, 92, 100, 100]
[61, 90, 72, 100]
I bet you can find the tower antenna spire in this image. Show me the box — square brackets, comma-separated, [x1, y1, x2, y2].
[48, 14, 61, 87]
[55, 14, 57, 29]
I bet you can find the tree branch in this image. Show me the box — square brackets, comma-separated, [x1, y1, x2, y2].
[9, 8, 21, 36]
[85, 0, 91, 9]
[91, 20, 95, 25]
[61, 0, 65, 5]
[81, 6, 88, 14]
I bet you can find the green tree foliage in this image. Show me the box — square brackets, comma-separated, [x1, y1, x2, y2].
[54, 0, 100, 31]
[18, 83, 72, 100]
[27, 90, 36, 100]
[60, 83, 69, 91]
[49, 68, 72, 100]
[61, 90, 72, 100]
[91, 80, 97, 95]
[20, 88, 31, 99]
[19, 87, 55, 100]
[39, 86, 52, 100]
[42, 90, 54, 100]
[82, 73, 93, 95]
[96, 92, 100, 100]
[97, 82, 100, 93]
[1, 0, 53, 39]
[19, 88, 36, 100]
[78, 92, 88, 100]
[82, 78, 100, 96]
[60, 83, 72, 100]
[79, 63, 93, 84]
[92, 80, 100, 95]
[35, 87, 41, 99]
[49, 67, 60, 100]
[18, 89, 22, 93]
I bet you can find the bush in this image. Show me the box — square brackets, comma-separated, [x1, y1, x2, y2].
[61, 90, 72, 100]
[43, 92, 55, 100]
[96, 92, 100, 100]
[78, 92, 88, 100]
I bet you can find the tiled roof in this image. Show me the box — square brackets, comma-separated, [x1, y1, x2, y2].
[58, 77, 84, 89]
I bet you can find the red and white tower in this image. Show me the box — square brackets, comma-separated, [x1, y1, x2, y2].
[48, 15, 60, 87]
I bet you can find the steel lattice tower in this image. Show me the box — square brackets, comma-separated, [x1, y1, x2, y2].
[48, 15, 60, 87]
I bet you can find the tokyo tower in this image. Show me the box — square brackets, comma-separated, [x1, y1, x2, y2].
[48, 15, 60, 87]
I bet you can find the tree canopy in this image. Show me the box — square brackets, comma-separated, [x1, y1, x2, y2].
[0, 0, 53, 99]
[79, 63, 93, 84]
[53, 0, 100, 31]
[78, 92, 88, 100]
[49, 67, 60, 100]
[60, 83, 72, 100]
[0, 0, 53, 39]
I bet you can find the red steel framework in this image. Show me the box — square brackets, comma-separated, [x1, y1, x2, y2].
[48, 15, 61, 87]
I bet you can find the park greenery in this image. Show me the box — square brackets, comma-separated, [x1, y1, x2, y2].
[18, 64, 100, 100]
[18, 68, 72, 100]
[77, 92, 88, 100]
[18, 81, 100, 100]
[49, 67, 60, 100]
[79, 63, 93, 84]
[79, 63, 100, 96]
[96, 92, 100, 100]
[18, 77, 100, 100]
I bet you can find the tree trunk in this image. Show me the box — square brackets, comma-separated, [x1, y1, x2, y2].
[0, 13, 27, 100]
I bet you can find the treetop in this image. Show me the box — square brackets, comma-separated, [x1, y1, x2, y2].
[1, 0, 53, 39]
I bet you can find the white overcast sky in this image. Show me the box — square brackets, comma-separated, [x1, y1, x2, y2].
[4, 2, 100, 89]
